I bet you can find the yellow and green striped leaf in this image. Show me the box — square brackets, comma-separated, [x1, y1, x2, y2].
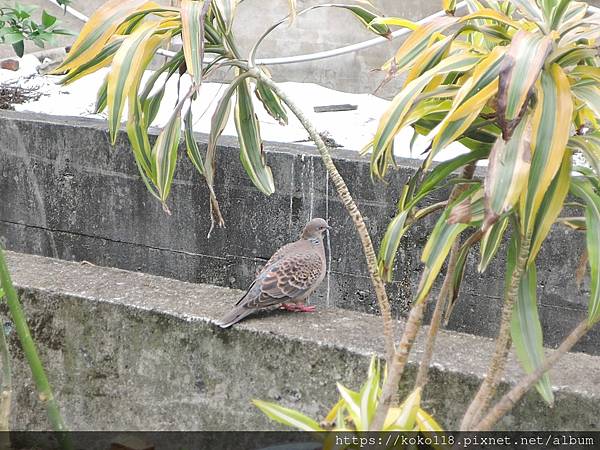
[393, 16, 459, 73]
[181, 0, 206, 87]
[510, 253, 554, 405]
[95, 75, 108, 114]
[54, 0, 156, 73]
[152, 111, 182, 204]
[497, 30, 552, 139]
[416, 185, 482, 303]
[378, 209, 411, 282]
[184, 107, 204, 176]
[520, 64, 573, 235]
[479, 215, 508, 272]
[528, 152, 572, 264]
[126, 97, 159, 200]
[253, 399, 323, 432]
[570, 178, 600, 324]
[430, 46, 505, 158]
[255, 74, 288, 126]
[234, 79, 275, 195]
[337, 5, 391, 38]
[484, 115, 532, 227]
[372, 53, 482, 177]
[59, 37, 124, 85]
[107, 21, 168, 144]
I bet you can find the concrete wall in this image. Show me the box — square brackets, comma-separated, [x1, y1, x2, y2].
[6, 251, 600, 432]
[0, 110, 597, 356]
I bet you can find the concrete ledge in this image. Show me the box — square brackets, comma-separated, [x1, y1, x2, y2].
[0, 110, 597, 355]
[4, 251, 600, 431]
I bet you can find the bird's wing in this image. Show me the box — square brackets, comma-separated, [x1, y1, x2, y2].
[242, 250, 324, 309]
[258, 241, 297, 274]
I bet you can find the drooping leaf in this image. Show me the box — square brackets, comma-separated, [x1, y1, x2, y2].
[213, 0, 238, 34]
[570, 178, 600, 325]
[184, 107, 204, 176]
[255, 75, 288, 126]
[59, 37, 124, 85]
[372, 53, 483, 177]
[253, 400, 323, 432]
[234, 78, 275, 195]
[54, 0, 155, 73]
[152, 111, 182, 204]
[334, 5, 391, 38]
[106, 21, 168, 144]
[510, 252, 554, 405]
[416, 185, 482, 303]
[430, 46, 505, 158]
[378, 210, 411, 282]
[571, 81, 600, 119]
[484, 115, 532, 228]
[528, 152, 572, 264]
[479, 215, 508, 272]
[520, 64, 573, 235]
[568, 132, 600, 178]
[391, 16, 459, 74]
[181, 0, 206, 87]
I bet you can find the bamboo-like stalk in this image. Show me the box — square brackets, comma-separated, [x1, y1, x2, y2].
[461, 234, 531, 430]
[0, 248, 73, 450]
[250, 69, 396, 363]
[372, 165, 478, 428]
[0, 288, 11, 450]
[371, 298, 426, 429]
[474, 318, 591, 431]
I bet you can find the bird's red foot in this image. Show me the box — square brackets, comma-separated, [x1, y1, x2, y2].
[280, 303, 317, 312]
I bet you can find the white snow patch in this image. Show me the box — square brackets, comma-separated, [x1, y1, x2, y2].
[1, 62, 471, 163]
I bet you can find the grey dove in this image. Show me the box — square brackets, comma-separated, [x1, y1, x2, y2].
[217, 218, 330, 328]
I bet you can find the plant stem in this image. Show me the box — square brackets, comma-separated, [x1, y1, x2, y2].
[414, 240, 459, 390]
[461, 233, 531, 430]
[371, 298, 426, 429]
[0, 288, 11, 450]
[414, 164, 476, 390]
[250, 69, 396, 363]
[371, 164, 477, 429]
[0, 248, 73, 450]
[474, 318, 591, 431]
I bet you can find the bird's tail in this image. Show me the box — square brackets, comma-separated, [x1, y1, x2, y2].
[216, 306, 254, 328]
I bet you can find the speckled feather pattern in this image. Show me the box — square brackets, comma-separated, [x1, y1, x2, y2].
[218, 218, 330, 328]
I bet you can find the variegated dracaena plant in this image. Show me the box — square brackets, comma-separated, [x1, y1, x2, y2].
[254, 356, 443, 446]
[370, 0, 600, 409]
[53, 0, 390, 222]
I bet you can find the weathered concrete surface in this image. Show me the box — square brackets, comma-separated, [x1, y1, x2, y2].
[4, 251, 600, 431]
[0, 110, 596, 356]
